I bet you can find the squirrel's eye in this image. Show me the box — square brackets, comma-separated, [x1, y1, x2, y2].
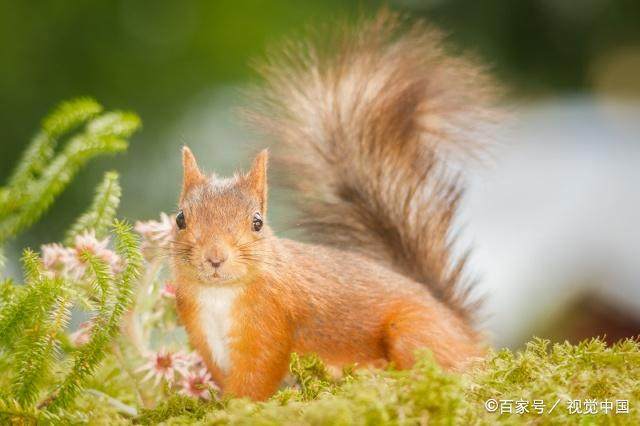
[176, 210, 187, 230]
[252, 212, 263, 232]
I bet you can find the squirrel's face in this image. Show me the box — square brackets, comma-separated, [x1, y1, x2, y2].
[172, 147, 271, 286]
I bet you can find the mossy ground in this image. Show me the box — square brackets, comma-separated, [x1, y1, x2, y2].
[85, 337, 639, 425]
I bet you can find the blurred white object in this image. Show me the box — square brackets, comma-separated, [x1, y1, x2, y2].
[461, 97, 640, 347]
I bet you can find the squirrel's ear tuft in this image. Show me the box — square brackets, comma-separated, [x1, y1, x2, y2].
[246, 149, 269, 213]
[182, 146, 205, 193]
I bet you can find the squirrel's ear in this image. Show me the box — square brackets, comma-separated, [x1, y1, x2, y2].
[246, 149, 269, 213]
[181, 146, 205, 193]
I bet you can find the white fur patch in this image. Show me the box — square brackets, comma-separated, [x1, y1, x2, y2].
[196, 285, 242, 374]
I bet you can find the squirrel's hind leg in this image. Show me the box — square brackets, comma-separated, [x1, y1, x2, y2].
[383, 303, 483, 371]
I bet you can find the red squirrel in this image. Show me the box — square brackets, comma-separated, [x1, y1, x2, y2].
[171, 12, 497, 401]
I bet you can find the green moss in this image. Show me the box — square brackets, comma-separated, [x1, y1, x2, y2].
[125, 338, 640, 425]
[136, 396, 222, 425]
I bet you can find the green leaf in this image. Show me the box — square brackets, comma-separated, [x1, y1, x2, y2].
[0, 98, 140, 243]
[87, 111, 141, 138]
[0, 276, 62, 351]
[0, 278, 17, 307]
[7, 98, 103, 190]
[0, 134, 129, 243]
[65, 171, 121, 244]
[42, 98, 103, 139]
[45, 220, 141, 412]
[11, 293, 71, 408]
[0, 250, 61, 349]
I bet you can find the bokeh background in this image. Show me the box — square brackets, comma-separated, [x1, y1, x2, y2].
[1, 0, 639, 348]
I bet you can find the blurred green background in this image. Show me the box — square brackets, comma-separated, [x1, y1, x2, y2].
[1, 0, 640, 346]
[2, 0, 640, 239]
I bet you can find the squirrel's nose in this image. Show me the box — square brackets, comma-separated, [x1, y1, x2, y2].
[207, 256, 226, 269]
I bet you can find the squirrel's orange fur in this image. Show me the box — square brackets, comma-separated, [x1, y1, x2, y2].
[172, 12, 498, 401]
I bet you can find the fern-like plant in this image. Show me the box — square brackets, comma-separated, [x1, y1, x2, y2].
[0, 98, 139, 245]
[0, 99, 142, 423]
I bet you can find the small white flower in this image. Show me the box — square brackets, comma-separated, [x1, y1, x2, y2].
[184, 351, 207, 371]
[97, 247, 124, 274]
[69, 320, 94, 346]
[74, 230, 110, 254]
[179, 368, 217, 400]
[135, 213, 173, 248]
[41, 243, 76, 277]
[136, 348, 190, 386]
[72, 230, 122, 276]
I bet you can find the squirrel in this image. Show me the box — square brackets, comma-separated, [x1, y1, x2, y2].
[171, 11, 498, 401]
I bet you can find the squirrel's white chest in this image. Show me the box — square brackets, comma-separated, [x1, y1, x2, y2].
[196, 286, 242, 375]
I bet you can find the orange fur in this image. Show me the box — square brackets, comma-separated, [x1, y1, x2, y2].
[172, 11, 498, 400]
[172, 150, 485, 400]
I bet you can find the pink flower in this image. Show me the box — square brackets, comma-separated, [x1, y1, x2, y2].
[97, 247, 124, 274]
[41, 243, 75, 277]
[186, 352, 206, 370]
[69, 320, 94, 346]
[135, 213, 173, 250]
[74, 230, 110, 255]
[136, 349, 190, 386]
[161, 282, 177, 299]
[72, 230, 122, 276]
[180, 368, 217, 400]
[40, 231, 122, 281]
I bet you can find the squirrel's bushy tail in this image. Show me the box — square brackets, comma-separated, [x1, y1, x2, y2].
[246, 11, 499, 320]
